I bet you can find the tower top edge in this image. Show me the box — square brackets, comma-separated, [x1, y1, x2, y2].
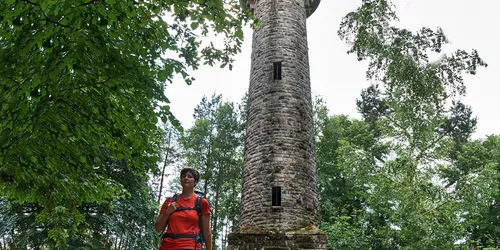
[239, 0, 321, 18]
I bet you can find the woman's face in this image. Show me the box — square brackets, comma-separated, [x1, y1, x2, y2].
[181, 172, 197, 188]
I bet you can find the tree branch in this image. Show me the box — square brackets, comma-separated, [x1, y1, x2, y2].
[383, 112, 412, 144]
[63, 77, 114, 91]
[415, 133, 447, 163]
[36, 3, 81, 30]
[24, 0, 40, 6]
[79, 0, 100, 6]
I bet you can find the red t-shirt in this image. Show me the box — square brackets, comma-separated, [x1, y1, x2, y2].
[160, 194, 210, 250]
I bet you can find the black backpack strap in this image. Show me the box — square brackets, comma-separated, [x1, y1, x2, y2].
[195, 195, 204, 243]
[162, 233, 198, 239]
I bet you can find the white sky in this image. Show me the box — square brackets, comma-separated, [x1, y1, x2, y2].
[165, 0, 499, 140]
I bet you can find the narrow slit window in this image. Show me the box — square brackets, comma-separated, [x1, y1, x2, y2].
[273, 62, 282, 80]
[272, 186, 281, 206]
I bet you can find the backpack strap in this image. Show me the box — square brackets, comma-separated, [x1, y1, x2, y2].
[195, 194, 204, 243]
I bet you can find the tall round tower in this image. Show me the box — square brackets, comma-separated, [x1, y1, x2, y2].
[228, 0, 327, 249]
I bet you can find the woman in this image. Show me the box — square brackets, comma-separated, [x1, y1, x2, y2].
[155, 167, 212, 250]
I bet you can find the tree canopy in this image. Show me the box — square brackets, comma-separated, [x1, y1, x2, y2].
[0, 0, 252, 247]
[315, 0, 491, 249]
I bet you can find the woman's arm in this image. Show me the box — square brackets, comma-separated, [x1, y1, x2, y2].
[202, 214, 212, 250]
[154, 213, 169, 233]
[154, 201, 178, 232]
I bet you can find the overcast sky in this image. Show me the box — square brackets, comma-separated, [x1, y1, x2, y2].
[165, 0, 499, 140]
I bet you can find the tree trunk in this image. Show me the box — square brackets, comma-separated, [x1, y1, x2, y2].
[113, 236, 118, 249]
[204, 114, 218, 195]
[212, 158, 227, 249]
[157, 129, 172, 203]
[231, 183, 238, 230]
[212, 184, 220, 232]
[122, 237, 128, 250]
[211, 185, 220, 250]
[118, 235, 123, 250]
[223, 222, 229, 249]
[203, 126, 214, 195]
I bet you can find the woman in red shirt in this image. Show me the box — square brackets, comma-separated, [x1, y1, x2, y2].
[155, 167, 212, 250]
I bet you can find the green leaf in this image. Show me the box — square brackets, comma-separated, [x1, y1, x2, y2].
[190, 21, 199, 30]
[235, 28, 243, 40]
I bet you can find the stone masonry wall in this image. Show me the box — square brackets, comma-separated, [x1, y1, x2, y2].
[228, 231, 327, 250]
[239, 0, 320, 232]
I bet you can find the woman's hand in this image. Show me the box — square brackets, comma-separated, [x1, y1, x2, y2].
[165, 202, 178, 215]
[154, 201, 177, 232]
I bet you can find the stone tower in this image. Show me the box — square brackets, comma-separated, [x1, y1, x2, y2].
[228, 0, 327, 249]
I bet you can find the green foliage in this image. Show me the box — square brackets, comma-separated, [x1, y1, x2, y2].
[0, 0, 252, 247]
[439, 135, 500, 248]
[178, 93, 245, 249]
[316, 114, 388, 249]
[316, 0, 490, 249]
[338, 0, 487, 102]
[0, 156, 159, 249]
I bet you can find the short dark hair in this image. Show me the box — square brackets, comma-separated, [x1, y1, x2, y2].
[180, 167, 200, 182]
